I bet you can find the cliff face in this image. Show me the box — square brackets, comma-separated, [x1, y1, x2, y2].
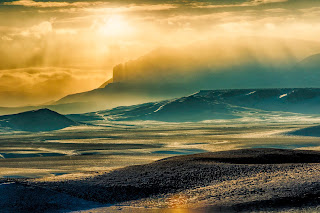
[113, 64, 128, 83]
[112, 56, 170, 84]
[110, 37, 320, 86]
[99, 78, 113, 88]
[54, 37, 320, 114]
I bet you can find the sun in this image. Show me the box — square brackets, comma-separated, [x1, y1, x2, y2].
[98, 15, 131, 37]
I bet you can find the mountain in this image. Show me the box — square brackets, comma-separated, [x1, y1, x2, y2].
[212, 88, 320, 114]
[56, 82, 190, 112]
[109, 37, 320, 87]
[0, 102, 98, 116]
[0, 108, 78, 132]
[299, 53, 320, 69]
[288, 125, 320, 137]
[99, 78, 113, 88]
[68, 88, 320, 123]
[55, 38, 320, 113]
[86, 95, 244, 122]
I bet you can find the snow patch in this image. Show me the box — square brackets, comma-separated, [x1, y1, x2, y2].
[246, 91, 256, 96]
[0, 182, 14, 186]
[154, 100, 176, 113]
[279, 94, 288, 99]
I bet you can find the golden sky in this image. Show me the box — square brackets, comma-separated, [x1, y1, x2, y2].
[1, 0, 320, 106]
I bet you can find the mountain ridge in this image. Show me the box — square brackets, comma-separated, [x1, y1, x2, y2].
[68, 88, 320, 123]
[54, 37, 320, 114]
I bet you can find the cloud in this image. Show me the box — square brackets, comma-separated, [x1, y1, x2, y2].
[252, 0, 288, 4]
[21, 21, 53, 38]
[2, 0, 287, 11]
[263, 8, 288, 13]
[1, 0, 320, 108]
[1, 36, 13, 41]
[191, 0, 288, 8]
[0, 67, 108, 107]
[3, 0, 103, 8]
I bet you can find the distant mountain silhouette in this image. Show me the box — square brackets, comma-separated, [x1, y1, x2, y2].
[0, 102, 98, 116]
[299, 53, 320, 69]
[289, 125, 320, 137]
[56, 82, 188, 112]
[0, 108, 77, 132]
[55, 38, 320, 113]
[99, 78, 113, 88]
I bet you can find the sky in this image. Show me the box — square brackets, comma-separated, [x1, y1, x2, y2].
[1, 0, 320, 106]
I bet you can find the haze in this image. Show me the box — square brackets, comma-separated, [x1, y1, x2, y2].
[1, 0, 320, 106]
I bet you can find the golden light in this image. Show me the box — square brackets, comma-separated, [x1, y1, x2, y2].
[166, 194, 189, 208]
[98, 15, 132, 37]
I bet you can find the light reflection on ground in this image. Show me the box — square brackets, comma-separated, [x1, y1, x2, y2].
[1, 122, 320, 178]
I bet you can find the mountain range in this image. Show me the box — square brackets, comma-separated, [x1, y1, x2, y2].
[289, 125, 320, 137]
[68, 88, 320, 123]
[1, 87, 320, 131]
[54, 38, 320, 113]
[1, 37, 320, 115]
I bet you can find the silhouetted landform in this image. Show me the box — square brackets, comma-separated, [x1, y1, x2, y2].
[74, 93, 243, 122]
[70, 88, 320, 122]
[184, 148, 320, 164]
[56, 82, 190, 112]
[1, 40, 318, 115]
[0, 108, 77, 132]
[299, 53, 320, 69]
[0, 182, 101, 213]
[54, 38, 320, 113]
[0, 102, 98, 116]
[98, 78, 113, 88]
[4, 87, 320, 118]
[110, 38, 319, 86]
[25, 148, 320, 211]
[288, 125, 320, 137]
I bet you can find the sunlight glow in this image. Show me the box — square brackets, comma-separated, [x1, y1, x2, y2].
[97, 15, 132, 37]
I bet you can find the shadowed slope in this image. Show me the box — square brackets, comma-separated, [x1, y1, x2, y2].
[70, 88, 320, 123]
[0, 108, 77, 132]
[168, 148, 320, 164]
[30, 148, 320, 205]
[0, 182, 101, 213]
[289, 125, 320, 137]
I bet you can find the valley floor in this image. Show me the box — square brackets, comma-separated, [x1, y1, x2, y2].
[5, 149, 320, 213]
[1, 121, 320, 178]
[1, 121, 320, 212]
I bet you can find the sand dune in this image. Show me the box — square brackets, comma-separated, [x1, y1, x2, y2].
[7, 148, 320, 212]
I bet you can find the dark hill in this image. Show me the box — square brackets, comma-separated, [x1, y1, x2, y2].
[288, 125, 320, 137]
[299, 53, 320, 69]
[0, 108, 77, 132]
[165, 148, 320, 164]
[31, 148, 320, 205]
